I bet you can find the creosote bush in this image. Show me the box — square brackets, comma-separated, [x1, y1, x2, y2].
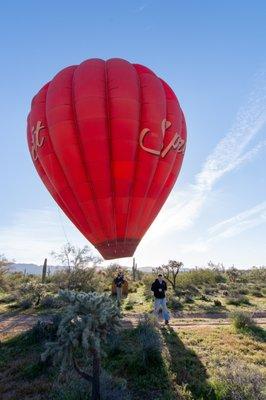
[231, 311, 257, 331]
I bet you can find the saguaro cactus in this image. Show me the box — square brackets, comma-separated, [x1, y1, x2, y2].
[132, 257, 137, 281]
[42, 258, 47, 283]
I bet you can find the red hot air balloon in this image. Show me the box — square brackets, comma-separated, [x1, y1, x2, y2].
[27, 58, 187, 259]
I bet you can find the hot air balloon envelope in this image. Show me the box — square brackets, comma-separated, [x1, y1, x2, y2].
[27, 58, 187, 259]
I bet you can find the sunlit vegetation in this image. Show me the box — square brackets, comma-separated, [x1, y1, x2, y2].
[0, 248, 265, 399]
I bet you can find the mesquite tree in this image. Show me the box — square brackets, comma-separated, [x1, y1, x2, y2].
[51, 243, 102, 272]
[41, 290, 121, 400]
[153, 260, 183, 291]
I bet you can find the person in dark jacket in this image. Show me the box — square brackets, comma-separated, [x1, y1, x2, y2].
[151, 274, 170, 324]
[114, 270, 125, 303]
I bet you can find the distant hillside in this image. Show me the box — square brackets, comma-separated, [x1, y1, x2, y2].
[8, 263, 189, 275]
[138, 266, 153, 273]
[8, 263, 64, 275]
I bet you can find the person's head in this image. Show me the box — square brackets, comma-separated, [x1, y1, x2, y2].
[158, 273, 163, 283]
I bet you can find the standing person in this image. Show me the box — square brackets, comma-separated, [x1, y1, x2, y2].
[114, 270, 125, 304]
[151, 274, 170, 325]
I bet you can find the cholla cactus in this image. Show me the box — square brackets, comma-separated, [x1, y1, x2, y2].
[42, 290, 121, 400]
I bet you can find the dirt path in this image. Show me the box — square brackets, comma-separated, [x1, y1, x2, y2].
[122, 312, 266, 328]
[0, 313, 38, 339]
[1, 311, 265, 340]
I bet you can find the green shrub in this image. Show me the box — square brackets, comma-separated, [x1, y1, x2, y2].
[200, 295, 211, 302]
[52, 370, 131, 400]
[128, 281, 140, 293]
[251, 289, 264, 297]
[174, 288, 185, 298]
[226, 296, 250, 306]
[231, 312, 256, 331]
[124, 300, 134, 310]
[142, 274, 154, 300]
[214, 300, 222, 307]
[19, 298, 32, 309]
[178, 268, 225, 289]
[186, 285, 200, 295]
[204, 287, 218, 295]
[52, 375, 91, 400]
[28, 314, 62, 343]
[18, 282, 51, 306]
[168, 295, 182, 311]
[128, 286, 138, 293]
[184, 294, 194, 303]
[20, 361, 47, 380]
[238, 288, 249, 295]
[213, 360, 265, 400]
[126, 316, 162, 374]
[40, 295, 58, 308]
[0, 293, 18, 303]
[217, 283, 228, 291]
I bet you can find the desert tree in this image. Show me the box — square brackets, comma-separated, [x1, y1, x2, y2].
[153, 260, 183, 291]
[0, 254, 11, 290]
[51, 242, 102, 272]
[51, 243, 103, 290]
[106, 263, 128, 281]
[226, 266, 240, 283]
[207, 260, 225, 273]
[41, 290, 121, 400]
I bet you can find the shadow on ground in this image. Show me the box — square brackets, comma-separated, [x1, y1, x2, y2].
[247, 325, 266, 342]
[162, 326, 216, 399]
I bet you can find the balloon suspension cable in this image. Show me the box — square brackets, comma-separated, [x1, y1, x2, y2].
[56, 206, 70, 244]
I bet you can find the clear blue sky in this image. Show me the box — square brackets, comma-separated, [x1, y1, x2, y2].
[0, 1, 265, 268]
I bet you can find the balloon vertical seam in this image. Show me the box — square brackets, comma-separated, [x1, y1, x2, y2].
[71, 66, 107, 242]
[123, 64, 142, 245]
[104, 60, 117, 251]
[130, 72, 166, 238]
